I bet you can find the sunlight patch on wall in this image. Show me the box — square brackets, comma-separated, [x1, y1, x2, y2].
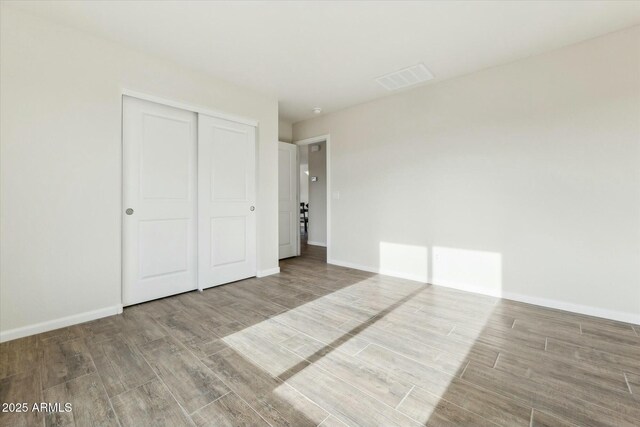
[431, 246, 502, 296]
[379, 242, 429, 282]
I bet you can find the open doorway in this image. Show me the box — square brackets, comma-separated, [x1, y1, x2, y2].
[300, 141, 325, 247]
[277, 135, 330, 261]
[299, 144, 310, 240]
[295, 135, 331, 260]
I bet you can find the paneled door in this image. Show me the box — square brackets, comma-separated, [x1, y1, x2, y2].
[122, 96, 198, 305]
[278, 142, 298, 259]
[198, 114, 257, 288]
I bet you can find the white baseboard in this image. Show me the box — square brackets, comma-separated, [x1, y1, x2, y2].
[307, 241, 327, 247]
[328, 258, 639, 325]
[498, 291, 640, 325]
[0, 304, 123, 343]
[328, 258, 428, 283]
[257, 267, 280, 278]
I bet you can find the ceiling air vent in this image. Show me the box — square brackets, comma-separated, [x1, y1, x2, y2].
[375, 63, 434, 91]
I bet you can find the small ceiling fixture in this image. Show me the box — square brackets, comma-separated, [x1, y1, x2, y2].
[312, 107, 322, 114]
[375, 63, 434, 91]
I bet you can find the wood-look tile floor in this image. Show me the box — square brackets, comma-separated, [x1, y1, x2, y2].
[2, 242, 639, 427]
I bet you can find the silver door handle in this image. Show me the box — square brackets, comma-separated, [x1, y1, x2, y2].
[125, 208, 134, 215]
[250, 206, 255, 211]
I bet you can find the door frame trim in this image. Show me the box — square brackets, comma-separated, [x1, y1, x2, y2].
[122, 89, 259, 127]
[294, 134, 331, 260]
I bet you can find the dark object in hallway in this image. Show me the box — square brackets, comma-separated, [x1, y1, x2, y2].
[300, 202, 309, 234]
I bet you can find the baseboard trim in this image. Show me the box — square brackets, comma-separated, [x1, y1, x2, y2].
[498, 291, 640, 325]
[328, 258, 639, 325]
[257, 267, 280, 278]
[307, 241, 327, 247]
[0, 304, 123, 343]
[328, 258, 428, 283]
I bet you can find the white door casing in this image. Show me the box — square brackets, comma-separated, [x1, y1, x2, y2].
[122, 96, 198, 305]
[198, 114, 257, 288]
[278, 142, 298, 259]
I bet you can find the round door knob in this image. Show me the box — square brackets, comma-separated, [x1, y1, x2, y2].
[250, 206, 255, 211]
[125, 208, 134, 215]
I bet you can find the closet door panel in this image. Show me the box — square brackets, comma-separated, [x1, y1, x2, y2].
[122, 96, 197, 305]
[198, 114, 257, 289]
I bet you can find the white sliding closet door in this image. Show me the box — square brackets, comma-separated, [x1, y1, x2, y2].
[122, 96, 197, 305]
[198, 114, 257, 289]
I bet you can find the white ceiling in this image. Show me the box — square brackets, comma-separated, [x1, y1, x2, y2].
[6, 1, 640, 123]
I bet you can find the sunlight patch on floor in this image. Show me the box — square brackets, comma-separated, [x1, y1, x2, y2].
[218, 244, 501, 425]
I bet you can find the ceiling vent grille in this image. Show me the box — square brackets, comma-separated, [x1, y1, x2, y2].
[375, 63, 434, 91]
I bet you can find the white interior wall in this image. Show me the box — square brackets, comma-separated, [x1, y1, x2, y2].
[307, 142, 327, 246]
[293, 26, 640, 323]
[0, 7, 280, 340]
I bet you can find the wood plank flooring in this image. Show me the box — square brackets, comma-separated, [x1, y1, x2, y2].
[1, 242, 639, 427]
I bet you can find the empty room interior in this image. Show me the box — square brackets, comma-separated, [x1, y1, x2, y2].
[1, 1, 640, 426]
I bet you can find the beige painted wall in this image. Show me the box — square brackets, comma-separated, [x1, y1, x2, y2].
[294, 26, 640, 322]
[308, 142, 327, 245]
[0, 7, 279, 338]
[279, 119, 293, 143]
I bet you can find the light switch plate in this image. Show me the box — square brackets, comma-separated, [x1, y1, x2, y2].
[311, 176, 318, 182]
